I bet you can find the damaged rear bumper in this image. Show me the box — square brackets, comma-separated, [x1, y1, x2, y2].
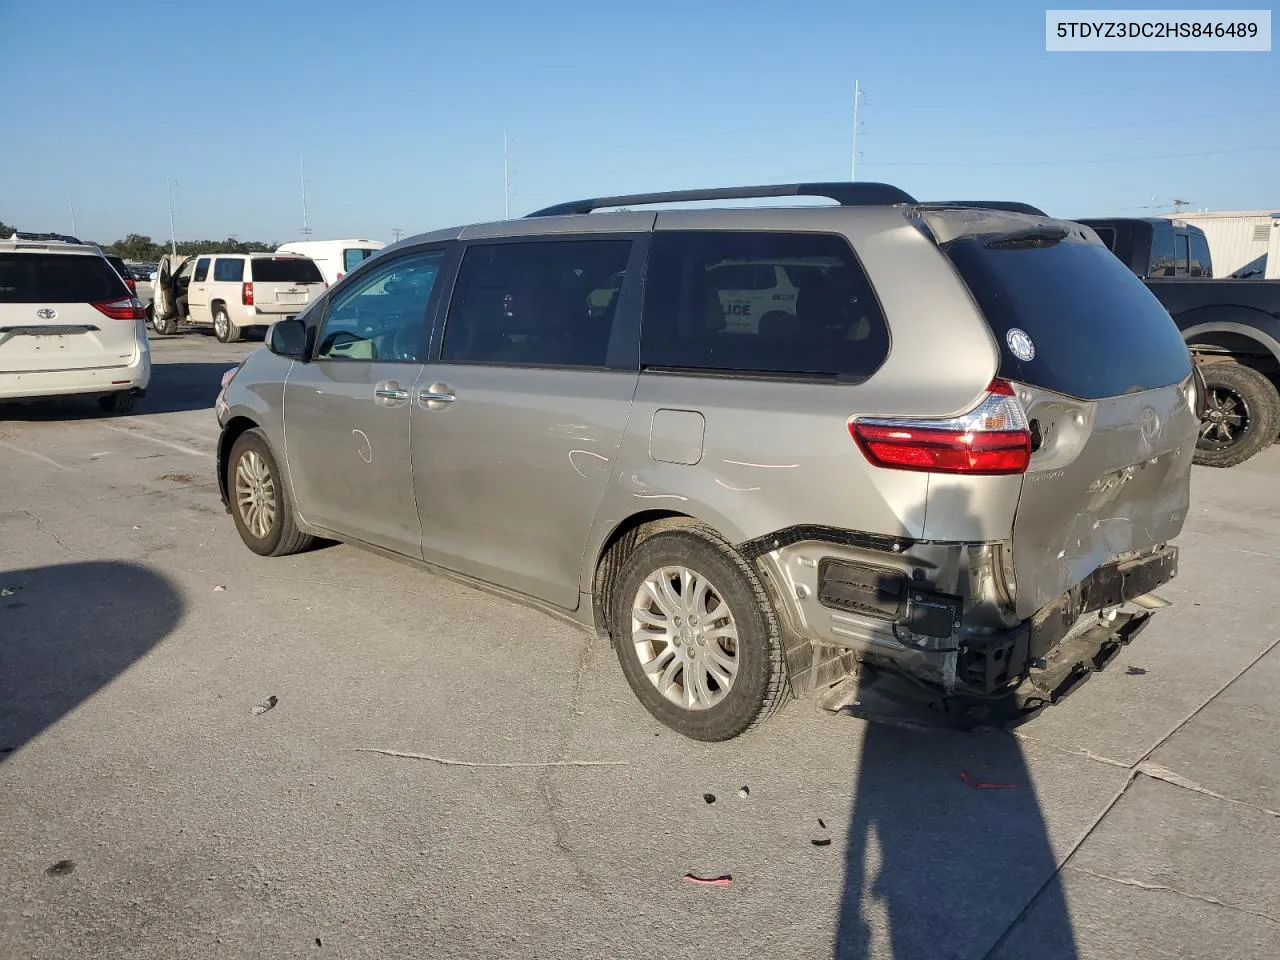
[754, 532, 1178, 729]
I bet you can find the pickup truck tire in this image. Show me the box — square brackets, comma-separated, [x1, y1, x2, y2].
[1194, 362, 1280, 468]
[227, 428, 314, 557]
[213, 306, 242, 344]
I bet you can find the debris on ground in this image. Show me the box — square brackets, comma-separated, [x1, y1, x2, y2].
[251, 696, 279, 716]
[737, 786, 750, 799]
[0, 586, 18, 597]
[314, 938, 322, 947]
[1125, 666, 1148, 676]
[818, 818, 827, 829]
[960, 770, 1016, 790]
[213, 585, 227, 593]
[811, 838, 832, 847]
[45, 860, 75, 877]
[682, 873, 732, 887]
[702, 793, 716, 804]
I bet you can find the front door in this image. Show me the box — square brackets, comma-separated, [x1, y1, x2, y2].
[413, 235, 641, 608]
[282, 247, 447, 557]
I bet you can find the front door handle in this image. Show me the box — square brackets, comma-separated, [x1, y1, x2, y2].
[418, 383, 456, 409]
[374, 380, 409, 404]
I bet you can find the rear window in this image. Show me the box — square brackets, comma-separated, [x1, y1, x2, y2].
[250, 257, 324, 283]
[0, 252, 129, 303]
[641, 231, 890, 380]
[214, 258, 244, 282]
[344, 248, 375, 272]
[944, 235, 1191, 400]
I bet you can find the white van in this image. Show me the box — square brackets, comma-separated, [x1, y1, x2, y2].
[275, 239, 385, 286]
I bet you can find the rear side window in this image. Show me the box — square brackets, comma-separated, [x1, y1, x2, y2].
[213, 258, 244, 282]
[944, 235, 1191, 400]
[193, 258, 210, 282]
[344, 248, 375, 272]
[0, 253, 128, 302]
[641, 231, 889, 379]
[1149, 226, 1177, 277]
[250, 257, 324, 283]
[441, 239, 632, 368]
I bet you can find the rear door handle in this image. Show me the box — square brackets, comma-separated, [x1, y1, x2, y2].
[418, 383, 456, 408]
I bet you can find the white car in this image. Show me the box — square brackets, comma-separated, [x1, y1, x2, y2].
[0, 235, 150, 413]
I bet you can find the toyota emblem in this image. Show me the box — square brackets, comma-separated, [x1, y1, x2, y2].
[1139, 407, 1160, 443]
[36, 308, 57, 320]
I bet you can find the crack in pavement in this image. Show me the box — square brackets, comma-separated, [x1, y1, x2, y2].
[22, 510, 81, 556]
[1065, 865, 1280, 926]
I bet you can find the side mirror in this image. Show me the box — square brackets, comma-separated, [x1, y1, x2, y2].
[268, 318, 309, 361]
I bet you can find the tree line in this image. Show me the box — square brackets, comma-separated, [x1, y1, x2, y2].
[3, 220, 279, 262]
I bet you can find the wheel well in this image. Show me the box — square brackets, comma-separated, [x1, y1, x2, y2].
[217, 416, 259, 503]
[591, 510, 697, 640]
[211, 299, 227, 314]
[1188, 331, 1279, 375]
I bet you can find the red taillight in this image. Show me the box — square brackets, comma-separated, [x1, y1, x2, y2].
[850, 379, 1032, 475]
[125, 276, 137, 294]
[92, 297, 146, 320]
[242, 282, 254, 305]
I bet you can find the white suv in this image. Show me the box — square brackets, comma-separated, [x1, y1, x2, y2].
[0, 234, 150, 413]
[152, 253, 326, 342]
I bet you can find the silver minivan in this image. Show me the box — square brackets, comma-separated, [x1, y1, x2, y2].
[215, 183, 1200, 741]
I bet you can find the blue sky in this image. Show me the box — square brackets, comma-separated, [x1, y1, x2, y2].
[1, 0, 1275, 244]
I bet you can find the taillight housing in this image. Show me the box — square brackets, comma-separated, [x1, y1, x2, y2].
[850, 379, 1032, 475]
[92, 297, 146, 320]
[124, 276, 137, 294]
[242, 282, 254, 306]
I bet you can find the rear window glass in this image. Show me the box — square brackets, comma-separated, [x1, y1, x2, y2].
[250, 257, 324, 283]
[214, 258, 244, 282]
[641, 231, 890, 380]
[944, 235, 1191, 400]
[344, 248, 375, 272]
[0, 253, 129, 303]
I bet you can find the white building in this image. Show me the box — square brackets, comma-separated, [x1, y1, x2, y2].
[1164, 210, 1279, 279]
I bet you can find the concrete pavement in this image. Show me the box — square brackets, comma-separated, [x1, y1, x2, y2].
[2, 334, 1277, 959]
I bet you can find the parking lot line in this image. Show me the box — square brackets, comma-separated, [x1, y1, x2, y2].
[96, 422, 210, 459]
[0, 437, 75, 472]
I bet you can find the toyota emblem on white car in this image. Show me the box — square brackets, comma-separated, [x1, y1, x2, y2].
[36, 308, 57, 319]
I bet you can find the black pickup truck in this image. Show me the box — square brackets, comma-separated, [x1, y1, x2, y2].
[1079, 217, 1280, 468]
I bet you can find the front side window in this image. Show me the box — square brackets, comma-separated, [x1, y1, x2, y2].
[213, 258, 245, 282]
[1189, 232, 1212, 278]
[641, 231, 890, 379]
[441, 239, 632, 368]
[193, 258, 210, 282]
[314, 249, 444, 362]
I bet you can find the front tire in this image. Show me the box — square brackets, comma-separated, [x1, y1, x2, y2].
[150, 305, 176, 336]
[213, 306, 242, 344]
[610, 525, 790, 741]
[1194, 362, 1279, 468]
[227, 428, 314, 557]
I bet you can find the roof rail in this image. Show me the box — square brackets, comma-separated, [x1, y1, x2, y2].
[920, 201, 1049, 217]
[7, 230, 85, 244]
[524, 181, 918, 218]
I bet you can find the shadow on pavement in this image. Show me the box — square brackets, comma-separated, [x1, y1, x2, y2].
[834, 726, 1078, 959]
[0, 561, 183, 760]
[0, 362, 233, 419]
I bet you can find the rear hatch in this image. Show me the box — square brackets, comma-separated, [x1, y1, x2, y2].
[0, 250, 140, 372]
[248, 256, 326, 314]
[936, 213, 1198, 618]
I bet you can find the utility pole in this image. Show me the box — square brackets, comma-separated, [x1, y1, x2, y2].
[850, 80, 863, 182]
[1171, 198, 1193, 213]
[68, 198, 77, 237]
[503, 131, 511, 219]
[300, 157, 312, 239]
[391, 228, 404, 242]
[166, 179, 178, 256]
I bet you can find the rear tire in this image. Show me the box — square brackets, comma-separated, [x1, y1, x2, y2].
[213, 306, 242, 344]
[227, 428, 314, 557]
[610, 524, 790, 741]
[98, 391, 135, 415]
[1193, 362, 1279, 469]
